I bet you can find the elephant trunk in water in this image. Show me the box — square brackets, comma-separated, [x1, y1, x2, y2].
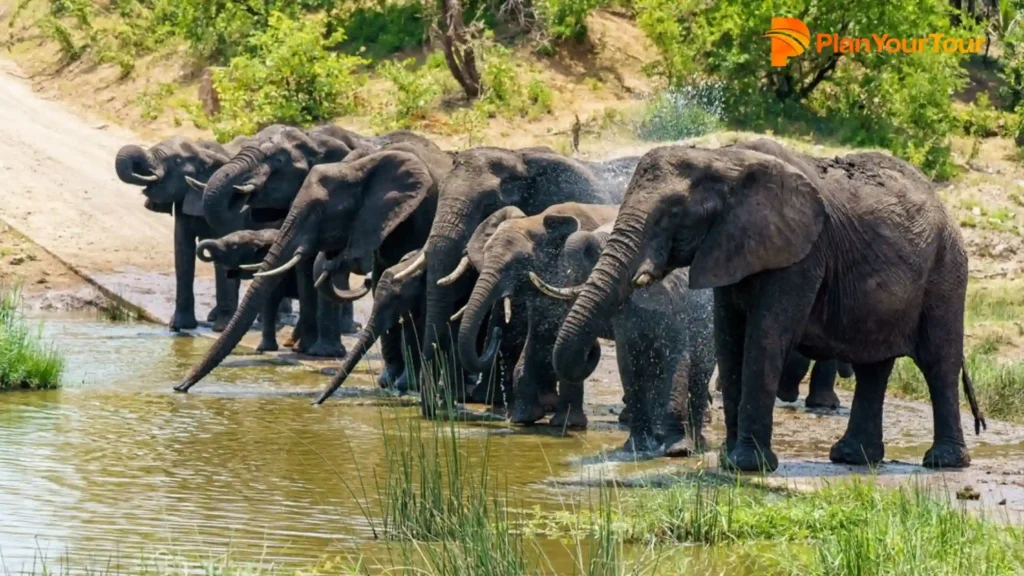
[314, 315, 382, 405]
[175, 210, 310, 392]
[114, 145, 163, 186]
[203, 145, 266, 233]
[457, 268, 505, 374]
[553, 210, 646, 383]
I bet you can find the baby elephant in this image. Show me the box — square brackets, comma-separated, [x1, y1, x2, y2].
[533, 226, 715, 456]
[776, 352, 854, 409]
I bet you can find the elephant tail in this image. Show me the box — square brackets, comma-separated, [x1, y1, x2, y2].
[962, 355, 987, 435]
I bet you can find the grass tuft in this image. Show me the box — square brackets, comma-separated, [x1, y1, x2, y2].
[0, 284, 64, 391]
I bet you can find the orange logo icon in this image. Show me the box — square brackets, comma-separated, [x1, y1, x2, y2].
[764, 18, 810, 67]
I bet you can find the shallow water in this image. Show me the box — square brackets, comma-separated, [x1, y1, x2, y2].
[0, 316, 646, 570]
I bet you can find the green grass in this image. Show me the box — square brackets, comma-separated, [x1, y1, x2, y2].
[0, 284, 64, 391]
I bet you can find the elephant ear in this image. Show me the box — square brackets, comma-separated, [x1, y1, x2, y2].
[181, 141, 230, 217]
[540, 213, 581, 250]
[466, 206, 527, 270]
[689, 151, 826, 290]
[340, 150, 434, 261]
[520, 151, 603, 207]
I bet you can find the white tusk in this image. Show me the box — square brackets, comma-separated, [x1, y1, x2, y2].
[132, 172, 159, 183]
[171, 202, 176, 218]
[450, 305, 466, 322]
[234, 184, 257, 194]
[393, 251, 426, 281]
[528, 272, 582, 301]
[238, 263, 263, 271]
[503, 297, 511, 323]
[634, 272, 654, 287]
[314, 270, 330, 289]
[185, 176, 206, 191]
[399, 250, 418, 263]
[437, 256, 471, 287]
[254, 253, 302, 278]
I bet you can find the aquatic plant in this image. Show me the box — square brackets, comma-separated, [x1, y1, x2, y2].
[0, 284, 64, 391]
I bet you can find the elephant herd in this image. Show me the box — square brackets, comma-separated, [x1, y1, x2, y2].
[115, 126, 987, 472]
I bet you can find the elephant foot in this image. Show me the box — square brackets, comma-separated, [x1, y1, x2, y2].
[377, 365, 401, 388]
[829, 435, 884, 466]
[805, 389, 841, 410]
[618, 404, 632, 424]
[467, 381, 497, 405]
[305, 341, 347, 358]
[622, 434, 659, 455]
[923, 440, 971, 469]
[540, 391, 559, 413]
[776, 381, 800, 403]
[393, 370, 411, 394]
[212, 315, 230, 333]
[206, 308, 220, 323]
[169, 310, 198, 332]
[665, 433, 708, 458]
[721, 442, 779, 473]
[550, 407, 588, 430]
[256, 338, 279, 353]
[838, 363, 855, 379]
[510, 399, 546, 426]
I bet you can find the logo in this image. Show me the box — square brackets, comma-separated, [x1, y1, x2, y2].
[764, 18, 810, 67]
[764, 17, 986, 66]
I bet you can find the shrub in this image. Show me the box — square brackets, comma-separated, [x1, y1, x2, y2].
[635, 0, 979, 179]
[636, 83, 724, 141]
[209, 12, 366, 141]
[343, 0, 426, 58]
[373, 56, 452, 129]
[534, 0, 601, 43]
[0, 285, 64, 391]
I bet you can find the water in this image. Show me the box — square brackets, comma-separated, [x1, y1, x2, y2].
[0, 316, 639, 570]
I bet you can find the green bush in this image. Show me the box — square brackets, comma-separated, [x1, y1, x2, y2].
[209, 12, 366, 141]
[343, 0, 426, 58]
[0, 285, 64, 392]
[373, 55, 452, 129]
[535, 0, 601, 43]
[636, 83, 724, 141]
[635, 0, 978, 179]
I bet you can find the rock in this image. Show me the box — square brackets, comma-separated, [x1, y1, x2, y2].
[956, 485, 981, 501]
[198, 68, 221, 118]
[9, 254, 25, 266]
[999, 498, 1007, 506]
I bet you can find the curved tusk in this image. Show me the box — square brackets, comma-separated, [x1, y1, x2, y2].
[234, 183, 257, 194]
[314, 270, 330, 289]
[185, 176, 206, 191]
[132, 172, 159, 183]
[392, 251, 426, 281]
[450, 304, 466, 322]
[634, 272, 654, 288]
[528, 272, 583, 301]
[399, 250, 418, 263]
[503, 297, 512, 323]
[254, 253, 302, 278]
[437, 256, 471, 287]
[333, 278, 372, 301]
[238, 263, 263, 271]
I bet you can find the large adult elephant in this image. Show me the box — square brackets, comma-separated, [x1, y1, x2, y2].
[174, 140, 453, 392]
[451, 203, 620, 427]
[411, 148, 636, 381]
[550, 139, 986, 472]
[114, 135, 247, 331]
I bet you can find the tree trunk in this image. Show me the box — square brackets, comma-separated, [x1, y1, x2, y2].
[440, 0, 481, 99]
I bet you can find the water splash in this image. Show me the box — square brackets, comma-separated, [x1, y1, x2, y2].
[636, 81, 725, 142]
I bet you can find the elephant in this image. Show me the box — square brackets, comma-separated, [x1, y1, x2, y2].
[549, 139, 986, 472]
[448, 203, 620, 428]
[196, 230, 367, 353]
[174, 138, 453, 393]
[532, 227, 715, 454]
[776, 353, 854, 410]
[114, 135, 250, 332]
[414, 148, 639, 393]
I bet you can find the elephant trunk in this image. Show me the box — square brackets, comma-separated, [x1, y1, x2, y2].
[196, 239, 221, 263]
[554, 210, 645, 382]
[203, 146, 265, 233]
[457, 268, 505, 374]
[314, 320, 380, 404]
[422, 234, 464, 363]
[115, 145, 163, 186]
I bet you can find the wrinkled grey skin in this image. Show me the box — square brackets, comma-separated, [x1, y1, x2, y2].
[551, 139, 986, 472]
[421, 149, 635, 399]
[538, 227, 714, 455]
[776, 353, 854, 410]
[176, 139, 453, 393]
[114, 135, 247, 331]
[453, 203, 620, 428]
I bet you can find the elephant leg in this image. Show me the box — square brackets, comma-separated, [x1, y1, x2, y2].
[658, 351, 692, 457]
[307, 295, 346, 358]
[837, 362, 854, 379]
[511, 313, 555, 425]
[210, 264, 239, 333]
[293, 264, 319, 354]
[378, 320, 409, 391]
[170, 213, 198, 331]
[550, 380, 587, 430]
[714, 297, 745, 456]
[618, 336, 657, 453]
[829, 359, 894, 466]
[685, 351, 715, 455]
[777, 351, 811, 403]
[806, 359, 841, 410]
[916, 307, 971, 469]
[257, 283, 284, 353]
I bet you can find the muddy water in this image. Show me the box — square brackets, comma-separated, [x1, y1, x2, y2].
[0, 316, 644, 570]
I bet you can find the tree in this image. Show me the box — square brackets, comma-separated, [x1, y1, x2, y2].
[439, 0, 482, 99]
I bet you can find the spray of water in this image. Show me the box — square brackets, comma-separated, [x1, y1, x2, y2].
[635, 81, 725, 142]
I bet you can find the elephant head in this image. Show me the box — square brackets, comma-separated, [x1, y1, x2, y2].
[419, 147, 621, 365]
[196, 229, 279, 270]
[314, 250, 428, 404]
[115, 136, 231, 216]
[175, 145, 445, 392]
[454, 203, 619, 373]
[551, 144, 826, 382]
[197, 125, 365, 233]
[313, 251, 375, 303]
